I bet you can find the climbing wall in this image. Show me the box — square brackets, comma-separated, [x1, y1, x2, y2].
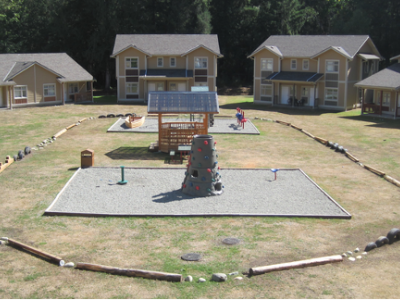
[182, 135, 223, 197]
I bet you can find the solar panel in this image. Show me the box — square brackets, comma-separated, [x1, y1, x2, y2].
[147, 91, 219, 114]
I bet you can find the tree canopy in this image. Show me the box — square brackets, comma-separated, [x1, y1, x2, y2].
[1, 0, 399, 88]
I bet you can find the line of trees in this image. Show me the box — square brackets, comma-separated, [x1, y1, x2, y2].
[1, 0, 400, 89]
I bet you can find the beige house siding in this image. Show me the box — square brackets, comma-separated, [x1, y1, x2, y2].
[253, 50, 280, 75]
[147, 56, 186, 69]
[13, 66, 35, 103]
[187, 48, 216, 75]
[35, 65, 61, 103]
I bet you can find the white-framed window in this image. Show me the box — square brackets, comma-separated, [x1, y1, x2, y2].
[126, 83, 138, 94]
[125, 57, 138, 69]
[69, 83, 78, 94]
[303, 59, 309, 70]
[326, 60, 339, 73]
[195, 57, 208, 69]
[261, 58, 273, 71]
[44, 84, 56, 97]
[156, 82, 164, 91]
[325, 88, 338, 101]
[169, 83, 177, 91]
[291, 59, 297, 70]
[157, 57, 164, 67]
[14, 85, 27, 98]
[261, 84, 272, 96]
[170, 57, 176, 67]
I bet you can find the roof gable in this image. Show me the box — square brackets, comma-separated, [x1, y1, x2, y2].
[249, 35, 381, 60]
[355, 63, 400, 90]
[111, 34, 222, 58]
[0, 53, 93, 85]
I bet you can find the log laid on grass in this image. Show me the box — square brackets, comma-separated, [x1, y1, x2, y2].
[363, 164, 385, 176]
[53, 128, 67, 139]
[66, 124, 77, 130]
[276, 120, 291, 126]
[314, 136, 328, 145]
[0, 156, 14, 174]
[384, 175, 400, 188]
[76, 262, 183, 282]
[79, 118, 87, 123]
[345, 152, 359, 162]
[301, 129, 315, 139]
[290, 124, 302, 131]
[249, 255, 343, 276]
[7, 238, 64, 265]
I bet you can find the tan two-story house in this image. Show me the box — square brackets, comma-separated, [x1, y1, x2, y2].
[111, 34, 223, 103]
[0, 53, 93, 108]
[248, 35, 382, 110]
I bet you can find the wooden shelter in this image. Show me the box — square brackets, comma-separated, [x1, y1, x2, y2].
[147, 91, 220, 153]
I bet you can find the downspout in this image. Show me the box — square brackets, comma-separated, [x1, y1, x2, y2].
[116, 56, 120, 101]
[344, 59, 349, 110]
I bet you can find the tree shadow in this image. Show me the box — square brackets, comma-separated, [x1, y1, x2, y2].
[152, 190, 194, 203]
[105, 147, 168, 161]
[339, 115, 400, 129]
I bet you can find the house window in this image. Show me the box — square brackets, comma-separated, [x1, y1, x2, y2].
[125, 57, 138, 69]
[14, 86, 27, 98]
[44, 84, 56, 97]
[195, 57, 208, 69]
[170, 57, 176, 67]
[291, 59, 297, 70]
[169, 83, 177, 91]
[69, 83, 78, 94]
[379, 92, 390, 106]
[326, 61, 339, 73]
[303, 59, 309, 70]
[325, 88, 338, 102]
[156, 82, 164, 91]
[261, 58, 273, 71]
[126, 83, 138, 94]
[157, 57, 164, 67]
[260, 84, 272, 102]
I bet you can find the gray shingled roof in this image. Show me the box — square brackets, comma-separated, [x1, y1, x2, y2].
[249, 35, 380, 59]
[111, 34, 222, 57]
[147, 91, 219, 114]
[355, 63, 400, 90]
[0, 53, 93, 85]
[139, 69, 193, 78]
[266, 71, 324, 83]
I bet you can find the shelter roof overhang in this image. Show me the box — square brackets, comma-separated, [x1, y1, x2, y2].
[266, 72, 324, 83]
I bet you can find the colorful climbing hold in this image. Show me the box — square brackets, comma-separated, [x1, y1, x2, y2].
[195, 186, 200, 190]
[207, 168, 211, 173]
[197, 148, 202, 152]
[204, 141, 208, 145]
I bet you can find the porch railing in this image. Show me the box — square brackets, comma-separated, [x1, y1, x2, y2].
[74, 92, 92, 103]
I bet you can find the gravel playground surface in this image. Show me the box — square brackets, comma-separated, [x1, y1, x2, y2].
[107, 117, 260, 135]
[45, 168, 351, 218]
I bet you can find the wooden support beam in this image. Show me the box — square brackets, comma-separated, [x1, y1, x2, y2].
[76, 262, 183, 282]
[7, 238, 64, 265]
[364, 164, 385, 176]
[249, 255, 343, 276]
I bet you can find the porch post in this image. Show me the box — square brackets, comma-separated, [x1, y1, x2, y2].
[380, 90, 383, 115]
[91, 81, 94, 103]
[361, 88, 365, 114]
[9, 86, 12, 110]
[158, 113, 162, 150]
[61, 83, 65, 105]
[396, 91, 399, 119]
[292, 84, 295, 107]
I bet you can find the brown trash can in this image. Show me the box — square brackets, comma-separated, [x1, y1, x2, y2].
[81, 149, 94, 168]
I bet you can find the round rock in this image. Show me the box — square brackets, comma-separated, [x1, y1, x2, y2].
[184, 275, 193, 282]
[234, 276, 243, 280]
[222, 238, 240, 245]
[198, 278, 206, 283]
[181, 253, 201, 261]
[64, 262, 75, 268]
[211, 273, 227, 282]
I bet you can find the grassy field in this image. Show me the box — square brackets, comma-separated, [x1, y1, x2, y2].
[0, 95, 400, 298]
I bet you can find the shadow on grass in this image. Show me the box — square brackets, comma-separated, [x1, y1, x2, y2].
[105, 147, 169, 161]
[219, 102, 330, 116]
[339, 115, 400, 129]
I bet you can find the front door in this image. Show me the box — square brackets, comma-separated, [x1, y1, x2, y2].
[281, 86, 290, 105]
[178, 83, 186, 91]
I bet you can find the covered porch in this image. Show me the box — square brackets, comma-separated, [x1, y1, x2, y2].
[359, 88, 400, 119]
[266, 72, 324, 109]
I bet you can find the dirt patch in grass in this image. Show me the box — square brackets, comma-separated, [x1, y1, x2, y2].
[1, 96, 400, 298]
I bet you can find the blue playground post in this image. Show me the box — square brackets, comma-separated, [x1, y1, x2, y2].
[118, 166, 128, 185]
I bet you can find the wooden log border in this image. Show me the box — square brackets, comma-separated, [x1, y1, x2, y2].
[249, 255, 343, 276]
[0, 156, 14, 174]
[76, 262, 183, 282]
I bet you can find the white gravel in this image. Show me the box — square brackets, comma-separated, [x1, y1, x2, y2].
[107, 117, 260, 135]
[45, 168, 351, 218]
